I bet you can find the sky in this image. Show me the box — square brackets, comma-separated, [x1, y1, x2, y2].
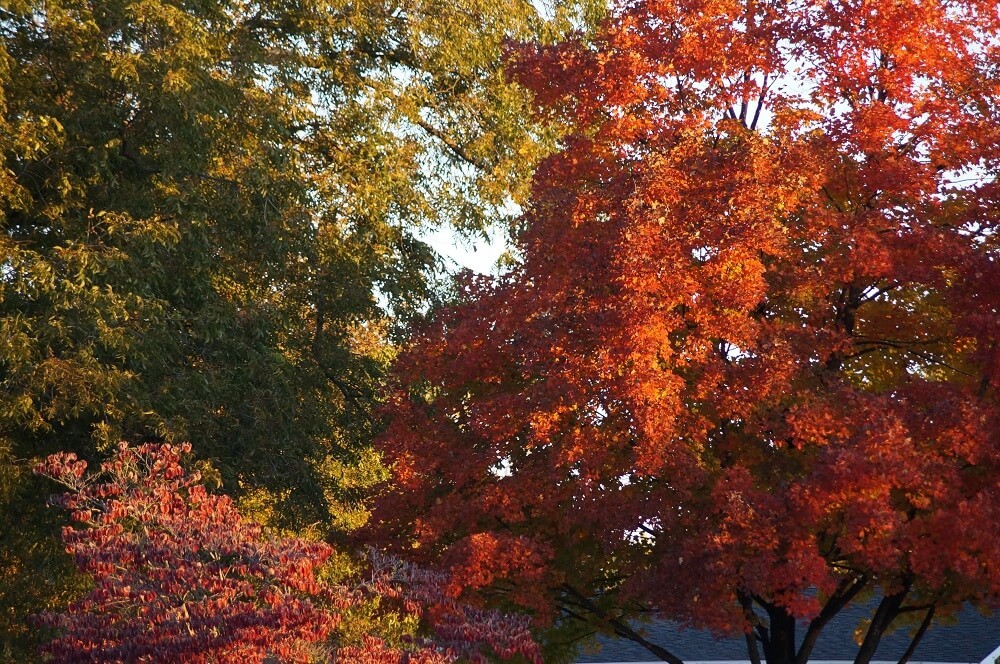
[420, 223, 512, 276]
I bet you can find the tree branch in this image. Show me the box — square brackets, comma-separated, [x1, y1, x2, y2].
[561, 585, 685, 664]
[750, 73, 769, 131]
[796, 573, 869, 664]
[415, 118, 486, 171]
[897, 605, 934, 664]
[854, 581, 911, 664]
[311, 298, 375, 424]
[738, 592, 763, 664]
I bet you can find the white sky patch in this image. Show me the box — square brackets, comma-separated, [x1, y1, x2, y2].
[419, 225, 510, 275]
[419, 196, 521, 275]
[491, 456, 514, 478]
[626, 517, 660, 545]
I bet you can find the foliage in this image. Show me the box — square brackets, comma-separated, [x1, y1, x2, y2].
[343, 550, 542, 664]
[34, 442, 542, 663]
[34, 443, 336, 663]
[0, 0, 603, 654]
[371, 0, 1000, 662]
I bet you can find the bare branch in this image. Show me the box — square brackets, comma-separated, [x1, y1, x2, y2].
[415, 118, 487, 171]
[561, 585, 686, 664]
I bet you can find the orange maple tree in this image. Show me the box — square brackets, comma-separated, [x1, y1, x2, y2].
[369, 1, 1000, 663]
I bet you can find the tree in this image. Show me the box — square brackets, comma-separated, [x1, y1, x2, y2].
[0, 0, 602, 654]
[34, 442, 543, 663]
[369, 1, 1000, 663]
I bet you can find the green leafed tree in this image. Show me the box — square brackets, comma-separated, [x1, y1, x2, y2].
[0, 0, 603, 656]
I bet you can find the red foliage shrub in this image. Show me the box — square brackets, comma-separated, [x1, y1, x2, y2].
[34, 443, 541, 664]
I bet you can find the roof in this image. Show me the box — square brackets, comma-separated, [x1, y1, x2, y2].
[576, 603, 1000, 663]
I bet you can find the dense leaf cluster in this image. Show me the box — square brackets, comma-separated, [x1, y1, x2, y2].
[35, 442, 543, 663]
[35, 443, 337, 663]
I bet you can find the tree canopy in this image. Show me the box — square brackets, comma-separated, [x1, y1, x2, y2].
[0, 0, 603, 655]
[370, 0, 1000, 662]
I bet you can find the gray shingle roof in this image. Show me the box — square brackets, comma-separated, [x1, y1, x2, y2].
[576, 604, 1000, 663]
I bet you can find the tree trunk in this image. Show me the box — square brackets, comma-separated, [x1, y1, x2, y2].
[761, 603, 797, 664]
